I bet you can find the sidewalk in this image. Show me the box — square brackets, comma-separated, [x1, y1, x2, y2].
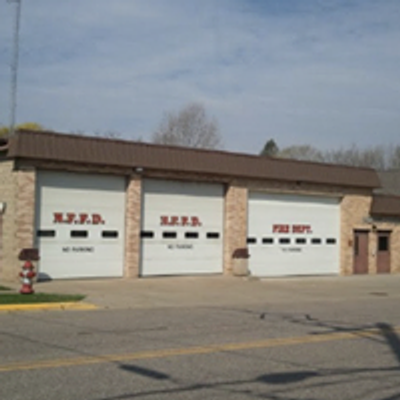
[2, 274, 397, 311]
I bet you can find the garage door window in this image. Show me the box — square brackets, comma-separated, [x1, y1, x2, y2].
[207, 232, 220, 239]
[311, 238, 322, 244]
[279, 238, 290, 244]
[71, 230, 88, 238]
[37, 230, 56, 238]
[185, 232, 199, 239]
[141, 231, 154, 238]
[326, 238, 337, 245]
[262, 238, 274, 244]
[163, 232, 177, 239]
[247, 237, 257, 244]
[102, 230, 119, 238]
[295, 238, 306, 244]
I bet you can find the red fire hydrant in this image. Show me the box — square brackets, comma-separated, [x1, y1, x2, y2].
[18, 248, 40, 295]
[20, 261, 36, 294]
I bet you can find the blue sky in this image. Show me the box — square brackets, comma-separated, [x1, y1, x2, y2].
[0, 0, 399, 154]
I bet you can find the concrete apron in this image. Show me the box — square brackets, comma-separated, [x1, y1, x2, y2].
[1, 274, 398, 312]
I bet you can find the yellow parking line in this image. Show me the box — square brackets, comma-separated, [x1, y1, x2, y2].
[1, 326, 399, 373]
[0, 302, 97, 313]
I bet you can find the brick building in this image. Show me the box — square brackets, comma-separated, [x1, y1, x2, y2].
[0, 130, 399, 282]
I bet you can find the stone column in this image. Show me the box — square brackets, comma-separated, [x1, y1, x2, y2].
[369, 230, 378, 274]
[124, 174, 142, 278]
[223, 181, 248, 275]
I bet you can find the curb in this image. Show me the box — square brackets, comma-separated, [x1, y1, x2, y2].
[0, 302, 98, 313]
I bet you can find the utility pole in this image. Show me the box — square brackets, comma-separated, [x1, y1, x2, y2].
[8, 0, 22, 137]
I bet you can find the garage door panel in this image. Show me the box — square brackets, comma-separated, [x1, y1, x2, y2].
[36, 171, 125, 279]
[248, 193, 340, 277]
[141, 179, 224, 276]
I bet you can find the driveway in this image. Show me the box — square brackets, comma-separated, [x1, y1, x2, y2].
[20, 274, 400, 310]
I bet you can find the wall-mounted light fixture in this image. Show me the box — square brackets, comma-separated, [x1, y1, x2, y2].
[134, 167, 144, 174]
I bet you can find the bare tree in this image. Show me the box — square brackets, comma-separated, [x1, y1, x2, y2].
[94, 130, 122, 139]
[278, 145, 324, 163]
[152, 102, 223, 149]
[324, 145, 387, 170]
[388, 145, 400, 169]
[95, 130, 143, 142]
[267, 141, 399, 170]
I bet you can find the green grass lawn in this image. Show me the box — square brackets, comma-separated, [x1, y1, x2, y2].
[0, 293, 85, 305]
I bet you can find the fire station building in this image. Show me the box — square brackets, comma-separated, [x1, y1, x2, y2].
[0, 130, 399, 282]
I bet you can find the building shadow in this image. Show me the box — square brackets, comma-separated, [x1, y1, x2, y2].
[376, 322, 400, 365]
[95, 321, 400, 400]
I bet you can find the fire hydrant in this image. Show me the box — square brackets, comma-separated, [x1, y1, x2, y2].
[18, 248, 39, 295]
[20, 260, 36, 294]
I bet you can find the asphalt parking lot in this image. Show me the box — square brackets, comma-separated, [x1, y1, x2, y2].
[2, 274, 400, 400]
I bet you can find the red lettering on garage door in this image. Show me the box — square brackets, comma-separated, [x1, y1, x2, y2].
[159, 216, 203, 227]
[53, 213, 64, 223]
[273, 224, 312, 234]
[52, 212, 106, 225]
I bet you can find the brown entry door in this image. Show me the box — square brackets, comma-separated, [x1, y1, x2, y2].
[0, 215, 2, 275]
[377, 231, 391, 274]
[353, 231, 368, 274]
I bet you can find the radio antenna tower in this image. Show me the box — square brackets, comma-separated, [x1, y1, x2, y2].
[8, 0, 22, 137]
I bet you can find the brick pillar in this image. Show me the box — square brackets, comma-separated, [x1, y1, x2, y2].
[15, 168, 36, 257]
[368, 231, 378, 274]
[391, 228, 400, 274]
[223, 182, 248, 275]
[124, 174, 142, 278]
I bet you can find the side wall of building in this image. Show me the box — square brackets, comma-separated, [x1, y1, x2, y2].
[3, 160, 398, 280]
[0, 160, 17, 282]
[138, 175, 394, 277]
[340, 195, 400, 275]
[340, 194, 373, 274]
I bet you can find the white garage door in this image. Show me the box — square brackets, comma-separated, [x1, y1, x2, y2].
[35, 171, 126, 279]
[141, 179, 224, 276]
[248, 193, 340, 277]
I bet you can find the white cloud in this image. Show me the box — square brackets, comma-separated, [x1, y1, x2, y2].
[0, 0, 399, 153]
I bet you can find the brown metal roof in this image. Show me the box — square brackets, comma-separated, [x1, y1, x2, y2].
[5, 130, 381, 189]
[371, 194, 400, 217]
[376, 170, 400, 196]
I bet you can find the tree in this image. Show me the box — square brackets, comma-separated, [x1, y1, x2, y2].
[259, 139, 400, 170]
[388, 145, 400, 169]
[323, 145, 387, 169]
[0, 122, 45, 137]
[260, 139, 279, 157]
[278, 145, 324, 163]
[152, 102, 223, 149]
[94, 130, 143, 142]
